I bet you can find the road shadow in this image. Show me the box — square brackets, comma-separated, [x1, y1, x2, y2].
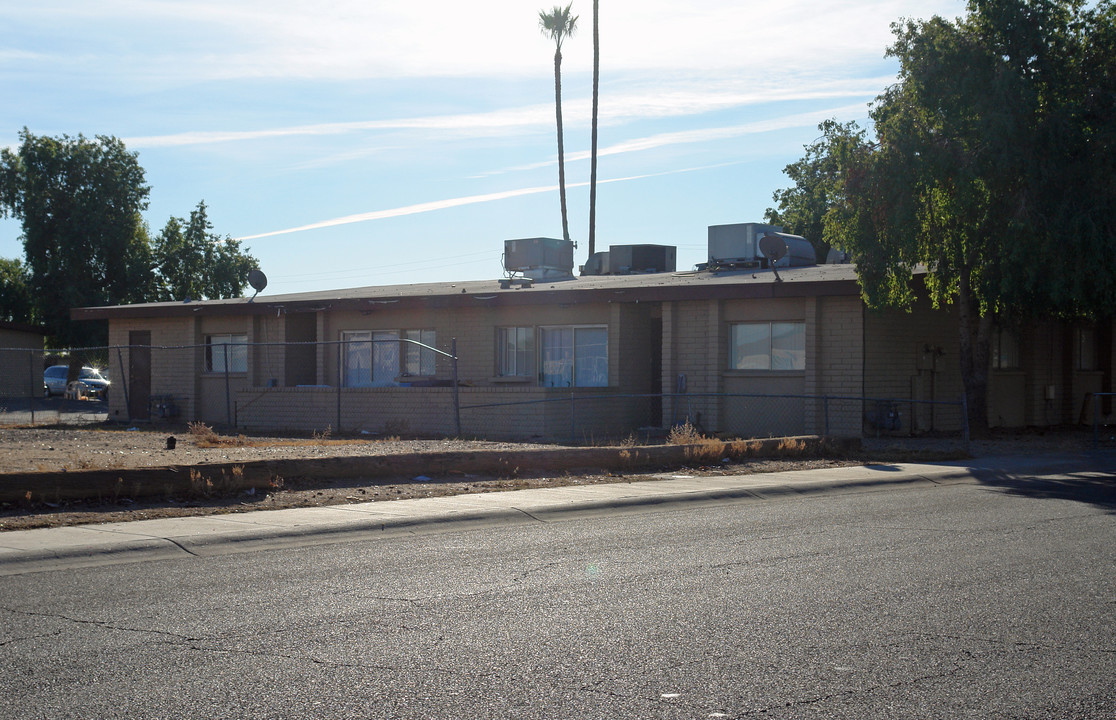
[967, 459, 1116, 513]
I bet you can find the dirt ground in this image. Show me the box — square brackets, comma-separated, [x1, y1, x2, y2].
[0, 423, 1103, 532]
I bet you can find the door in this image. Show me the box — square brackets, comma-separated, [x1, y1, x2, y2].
[128, 331, 151, 420]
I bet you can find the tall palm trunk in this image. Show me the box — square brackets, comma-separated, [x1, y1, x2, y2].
[553, 47, 571, 243]
[588, 0, 599, 258]
[539, 4, 578, 245]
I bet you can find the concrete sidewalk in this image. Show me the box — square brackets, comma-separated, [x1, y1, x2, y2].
[1, 453, 1110, 575]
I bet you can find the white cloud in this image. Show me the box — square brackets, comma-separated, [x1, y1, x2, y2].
[4, 1, 965, 82]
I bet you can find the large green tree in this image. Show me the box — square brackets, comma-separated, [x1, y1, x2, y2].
[0, 129, 155, 348]
[0, 130, 259, 348]
[153, 201, 255, 302]
[765, 119, 865, 263]
[539, 3, 579, 244]
[813, 0, 1116, 434]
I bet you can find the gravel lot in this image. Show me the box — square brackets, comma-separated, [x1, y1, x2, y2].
[0, 423, 1105, 532]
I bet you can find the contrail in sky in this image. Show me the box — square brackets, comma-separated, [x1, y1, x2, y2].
[237, 164, 736, 241]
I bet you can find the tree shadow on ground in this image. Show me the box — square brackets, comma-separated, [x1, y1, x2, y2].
[968, 461, 1116, 513]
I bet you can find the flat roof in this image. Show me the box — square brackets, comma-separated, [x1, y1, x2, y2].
[73, 264, 863, 321]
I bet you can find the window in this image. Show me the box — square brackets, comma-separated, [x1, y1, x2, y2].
[539, 326, 607, 387]
[403, 329, 436, 376]
[729, 322, 805, 371]
[206, 334, 247, 373]
[992, 329, 1020, 369]
[496, 327, 535, 378]
[342, 329, 434, 386]
[1077, 327, 1097, 371]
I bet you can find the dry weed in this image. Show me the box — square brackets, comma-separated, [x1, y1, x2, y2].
[668, 421, 703, 445]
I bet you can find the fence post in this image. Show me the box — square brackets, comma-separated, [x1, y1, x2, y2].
[960, 393, 970, 448]
[223, 344, 232, 426]
[451, 338, 461, 438]
[1094, 393, 1100, 451]
[823, 396, 829, 436]
[336, 341, 343, 433]
[116, 346, 131, 424]
[570, 386, 576, 443]
[28, 349, 35, 426]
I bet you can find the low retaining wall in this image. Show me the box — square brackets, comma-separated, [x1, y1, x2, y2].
[1, 436, 861, 504]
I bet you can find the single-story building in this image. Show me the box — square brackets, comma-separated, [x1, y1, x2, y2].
[72, 227, 1114, 440]
[0, 320, 46, 398]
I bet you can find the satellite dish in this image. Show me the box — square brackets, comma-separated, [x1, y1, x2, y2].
[758, 234, 787, 282]
[247, 269, 267, 301]
[758, 234, 788, 263]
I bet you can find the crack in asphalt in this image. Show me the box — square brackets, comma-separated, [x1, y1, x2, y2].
[173, 642, 494, 677]
[0, 606, 206, 643]
[909, 631, 1114, 655]
[0, 628, 62, 647]
[163, 537, 199, 557]
[512, 507, 545, 522]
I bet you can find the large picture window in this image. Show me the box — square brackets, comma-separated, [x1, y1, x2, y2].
[539, 326, 607, 387]
[496, 327, 535, 378]
[205, 334, 247, 373]
[729, 322, 805, 371]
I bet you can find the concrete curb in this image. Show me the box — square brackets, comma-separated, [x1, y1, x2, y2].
[0, 436, 861, 504]
[5, 453, 1107, 576]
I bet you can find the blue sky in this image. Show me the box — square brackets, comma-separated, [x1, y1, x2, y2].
[2, 0, 966, 297]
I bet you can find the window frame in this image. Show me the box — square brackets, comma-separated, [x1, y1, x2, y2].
[538, 324, 608, 388]
[402, 328, 437, 377]
[496, 326, 536, 379]
[205, 333, 248, 374]
[992, 328, 1021, 370]
[341, 329, 436, 387]
[1076, 327, 1097, 371]
[728, 321, 806, 372]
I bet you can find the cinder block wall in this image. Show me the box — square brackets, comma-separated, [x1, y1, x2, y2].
[107, 316, 199, 423]
[863, 299, 964, 434]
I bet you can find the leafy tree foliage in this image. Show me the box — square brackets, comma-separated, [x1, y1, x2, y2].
[765, 120, 865, 263]
[152, 201, 255, 302]
[0, 257, 35, 324]
[772, 0, 1115, 434]
[0, 129, 155, 347]
[0, 130, 258, 347]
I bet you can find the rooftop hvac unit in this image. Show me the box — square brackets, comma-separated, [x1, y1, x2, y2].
[760, 232, 817, 267]
[707, 223, 782, 266]
[608, 244, 676, 274]
[503, 237, 574, 279]
[581, 251, 610, 276]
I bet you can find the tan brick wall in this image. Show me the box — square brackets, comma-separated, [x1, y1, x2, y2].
[234, 385, 650, 441]
[811, 296, 864, 436]
[107, 316, 199, 423]
[863, 299, 963, 433]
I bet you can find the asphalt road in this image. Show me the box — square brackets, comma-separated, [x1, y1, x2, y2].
[1, 469, 1113, 719]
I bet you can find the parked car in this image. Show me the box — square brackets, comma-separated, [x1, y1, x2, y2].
[43, 365, 111, 400]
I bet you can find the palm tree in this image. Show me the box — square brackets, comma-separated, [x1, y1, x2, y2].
[538, 4, 578, 244]
[588, 0, 599, 261]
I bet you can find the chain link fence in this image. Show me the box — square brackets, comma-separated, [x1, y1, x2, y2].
[9, 343, 1111, 449]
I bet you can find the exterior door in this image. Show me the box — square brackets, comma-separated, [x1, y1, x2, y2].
[128, 331, 151, 420]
